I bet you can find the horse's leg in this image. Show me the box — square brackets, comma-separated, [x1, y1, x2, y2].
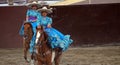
[23, 39, 30, 63]
[46, 55, 52, 65]
[30, 53, 35, 65]
[52, 50, 56, 62]
[46, 62, 52, 65]
[54, 49, 62, 65]
[37, 61, 42, 65]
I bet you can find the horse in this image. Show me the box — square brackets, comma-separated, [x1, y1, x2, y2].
[23, 22, 35, 63]
[35, 26, 62, 65]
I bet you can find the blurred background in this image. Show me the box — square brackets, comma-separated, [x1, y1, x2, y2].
[0, 0, 120, 48]
[0, 0, 119, 6]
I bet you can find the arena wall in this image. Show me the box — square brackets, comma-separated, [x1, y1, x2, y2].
[0, 3, 119, 48]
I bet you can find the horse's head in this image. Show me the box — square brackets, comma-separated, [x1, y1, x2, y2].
[35, 26, 51, 59]
[24, 22, 32, 39]
[35, 26, 47, 54]
[35, 26, 45, 45]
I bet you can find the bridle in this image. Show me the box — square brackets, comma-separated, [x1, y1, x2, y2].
[35, 27, 50, 56]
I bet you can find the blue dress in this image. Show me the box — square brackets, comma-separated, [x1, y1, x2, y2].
[40, 16, 73, 51]
[19, 9, 41, 53]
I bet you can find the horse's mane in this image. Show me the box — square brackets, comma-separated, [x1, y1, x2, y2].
[24, 22, 33, 28]
[41, 26, 48, 41]
[43, 31, 48, 41]
[40, 26, 51, 48]
[24, 22, 33, 36]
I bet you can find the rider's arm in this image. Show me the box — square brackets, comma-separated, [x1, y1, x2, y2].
[26, 16, 28, 22]
[47, 17, 52, 28]
[26, 9, 30, 22]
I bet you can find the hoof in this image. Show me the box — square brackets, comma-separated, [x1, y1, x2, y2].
[30, 60, 35, 65]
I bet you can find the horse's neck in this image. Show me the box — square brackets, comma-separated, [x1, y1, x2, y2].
[41, 32, 50, 51]
[24, 25, 33, 41]
[26, 27, 33, 41]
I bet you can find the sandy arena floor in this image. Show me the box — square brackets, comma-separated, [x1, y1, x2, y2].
[0, 46, 120, 65]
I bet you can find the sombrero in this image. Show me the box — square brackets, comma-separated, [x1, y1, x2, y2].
[38, 6, 53, 13]
[27, 1, 41, 8]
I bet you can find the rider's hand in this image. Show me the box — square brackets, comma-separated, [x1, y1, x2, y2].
[47, 24, 51, 28]
[32, 19, 37, 22]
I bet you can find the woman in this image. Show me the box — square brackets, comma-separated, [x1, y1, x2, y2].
[38, 6, 73, 51]
[19, 1, 41, 53]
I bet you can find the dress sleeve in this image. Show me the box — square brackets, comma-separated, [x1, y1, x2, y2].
[48, 17, 52, 25]
[26, 9, 30, 16]
[26, 9, 30, 22]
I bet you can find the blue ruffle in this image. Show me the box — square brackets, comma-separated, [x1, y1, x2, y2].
[44, 27, 73, 51]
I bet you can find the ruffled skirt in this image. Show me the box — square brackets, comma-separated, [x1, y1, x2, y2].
[44, 27, 73, 51]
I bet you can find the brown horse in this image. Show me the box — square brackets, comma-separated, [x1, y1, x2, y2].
[23, 22, 33, 63]
[35, 27, 62, 65]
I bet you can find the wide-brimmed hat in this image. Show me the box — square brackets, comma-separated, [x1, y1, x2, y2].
[38, 6, 53, 13]
[27, 1, 41, 8]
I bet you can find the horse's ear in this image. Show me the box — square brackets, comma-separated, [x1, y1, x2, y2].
[37, 27, 41, 30]
[24, 22, 29, 25]
[24, 22, 31, 28]
[37, 26, 44, 31]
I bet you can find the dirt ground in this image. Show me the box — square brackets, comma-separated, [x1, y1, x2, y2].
[0, 46, 120, 65]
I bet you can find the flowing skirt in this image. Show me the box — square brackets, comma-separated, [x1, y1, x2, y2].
[44, 27, 73, 51]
